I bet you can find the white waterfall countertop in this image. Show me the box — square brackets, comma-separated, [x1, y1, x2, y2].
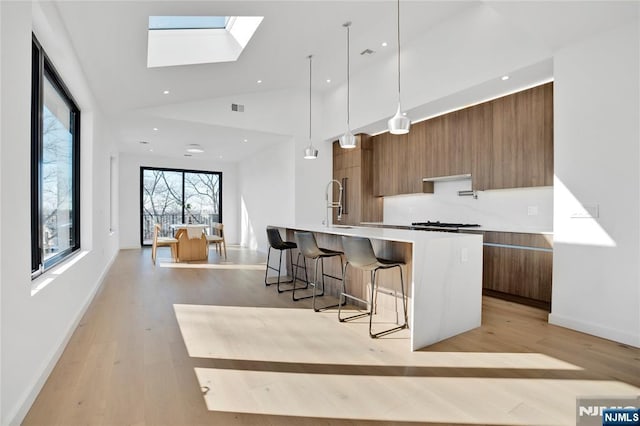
[272, 224, 484, 350]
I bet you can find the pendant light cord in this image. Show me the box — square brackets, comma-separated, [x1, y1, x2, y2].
[346, 23, 351, 126]
[308, 54, 312, 141]
[396, 0, 401, 104]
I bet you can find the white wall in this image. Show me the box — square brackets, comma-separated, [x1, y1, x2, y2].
[550, 21, 640, 347]
[118, 153, 239, 248]
[321, 3, 552, 139]
[0, 2, 121, 424]
[384, 181, 553, 232]
[137, 87, 333, 230]
[237, 139, 295, 252]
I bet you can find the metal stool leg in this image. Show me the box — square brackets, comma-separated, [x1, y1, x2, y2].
[313, 256, 344, 312]
[264, 246, 272, 286]
[277, 248, 295, 293]
[369, 265, 408, 338]
[338, 262, 372, 322]
[292, 256, 313, 301]
[266, 247, 299, 291]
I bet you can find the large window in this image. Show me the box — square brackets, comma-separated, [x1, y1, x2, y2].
[140, 167, 222, 245]
[31, 36, 81, 277]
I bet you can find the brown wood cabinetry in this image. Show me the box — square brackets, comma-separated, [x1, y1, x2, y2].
[372, 132, 414, 196]
[370, 82, 553, 196]
[422, 108, 473, 179]
[333, 135, 382, 225]
[473, 82, 554, 190]
[478, 231, 553, 310]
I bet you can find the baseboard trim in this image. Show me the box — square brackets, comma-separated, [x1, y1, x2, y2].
[548, 312, 640, 348]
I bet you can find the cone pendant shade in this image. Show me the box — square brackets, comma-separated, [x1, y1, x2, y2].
[388, 103, 410, 135]
[304, 145, 319, 159]
[339, 129, 356, 148]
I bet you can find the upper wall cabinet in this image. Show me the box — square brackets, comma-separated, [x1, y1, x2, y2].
[473, 82, 554, 190]
[372, 132, 415, 196]
[370, 82, 554, 196]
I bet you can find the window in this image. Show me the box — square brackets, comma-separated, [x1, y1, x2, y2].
[31, 36, 81, 277]
[140, 167, 222, 245]
[147, 15, 264, 67]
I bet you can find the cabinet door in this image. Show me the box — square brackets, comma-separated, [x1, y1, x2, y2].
[445, 108, 472, 176]
[482, 232, 553, 307]
[470, 102, 494, 190]
[483, 83, 551, 190]
[424, 115, 446, 178]
[373, 132, 408, 196]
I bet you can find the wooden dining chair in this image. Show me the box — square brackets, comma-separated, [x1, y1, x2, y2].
[206, 223, 227, 259]
[152, 224, 178, 264]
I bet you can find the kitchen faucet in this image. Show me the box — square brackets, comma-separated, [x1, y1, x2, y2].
[325, 179, 343, 226]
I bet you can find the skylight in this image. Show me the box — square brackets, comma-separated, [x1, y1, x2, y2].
[147, 16, 264, 68]
[149, 16, 230, 30]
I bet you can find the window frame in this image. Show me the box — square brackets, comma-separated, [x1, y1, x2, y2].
[139, 166, 223, 247]
[31, 35, 81, 277]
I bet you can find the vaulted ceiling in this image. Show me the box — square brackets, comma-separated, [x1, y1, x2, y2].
[51, 1, 638, 162]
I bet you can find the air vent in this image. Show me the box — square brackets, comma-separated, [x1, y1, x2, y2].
[360, 49, 374, 55]
[231, 103, 245, 112]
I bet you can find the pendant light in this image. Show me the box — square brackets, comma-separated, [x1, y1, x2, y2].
[339, 22, 356, 149]
[387, 0, 410, 135]
[303, 54, 319, 159]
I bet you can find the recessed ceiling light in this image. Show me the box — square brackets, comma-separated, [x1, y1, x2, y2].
[501, 75, 510, 81]
[139, 140, 149, 144]
[257, 79, 262, 84]
[153, 127, 158, 131]
[243, 138, 248, 142]
[219, 155, 223, 159]
[163, 90, 170, 95]
[381, 42, 388, 47]
[186, 144, 204, 153]
[326, 79, 331, 83]
[149, 149, 154, 152]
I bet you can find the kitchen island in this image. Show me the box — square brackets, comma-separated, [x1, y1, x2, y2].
[272, 224, 483, 350]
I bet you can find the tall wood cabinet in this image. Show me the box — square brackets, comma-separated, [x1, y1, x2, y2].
[332, 134, 383, 225]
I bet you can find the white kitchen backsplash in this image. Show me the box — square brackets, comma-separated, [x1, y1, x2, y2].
[383, 179, 553, 232]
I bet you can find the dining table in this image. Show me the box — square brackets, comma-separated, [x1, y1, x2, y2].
[170, 224, 208, 261]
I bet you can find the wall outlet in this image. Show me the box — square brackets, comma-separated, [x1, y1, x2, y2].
[527, 206, 539, 216]
[571, 203, 599, 218]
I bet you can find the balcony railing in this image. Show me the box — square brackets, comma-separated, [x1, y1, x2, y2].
[142, 213, 220, 245]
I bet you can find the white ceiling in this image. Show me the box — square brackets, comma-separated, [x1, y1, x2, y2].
[52, 1, 639, 162]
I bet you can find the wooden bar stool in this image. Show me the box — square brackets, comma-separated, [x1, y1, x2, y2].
[264, 227, 306, 293]
[339, 236, 408, 338]
[293, 231, 344, 312]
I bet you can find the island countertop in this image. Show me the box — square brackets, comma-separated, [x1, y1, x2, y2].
[275, 223, 483, 243]
[272, 224, 484, 350]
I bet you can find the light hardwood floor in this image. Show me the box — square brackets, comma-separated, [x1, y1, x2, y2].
[23, 247, 640, 426]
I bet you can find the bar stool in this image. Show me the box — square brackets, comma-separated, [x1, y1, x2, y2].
[293, 231, 344, 312]
[339, 236, 408, 338]
[264, 227, 306, 293]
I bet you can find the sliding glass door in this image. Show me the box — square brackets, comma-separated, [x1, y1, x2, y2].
[140, 167, 222, 245]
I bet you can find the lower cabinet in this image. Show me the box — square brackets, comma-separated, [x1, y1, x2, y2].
[478, 231, 553, 310]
